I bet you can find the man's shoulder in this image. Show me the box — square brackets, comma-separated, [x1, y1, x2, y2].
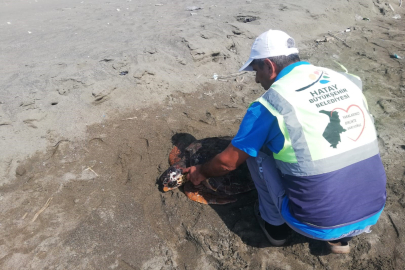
[247, 102, 275, 118]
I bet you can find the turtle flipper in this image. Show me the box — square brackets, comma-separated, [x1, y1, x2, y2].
[169, 134, 197, 165]
[169, 145, 183, 165]
[184, 182, 237, 205]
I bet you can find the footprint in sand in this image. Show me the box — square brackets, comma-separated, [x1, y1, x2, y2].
[91, 83, 117, 105]
[55, 78, 87, 96]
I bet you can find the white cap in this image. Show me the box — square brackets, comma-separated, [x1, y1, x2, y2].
[239, 30, 298, 71]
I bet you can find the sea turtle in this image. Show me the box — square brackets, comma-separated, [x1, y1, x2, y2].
[159, 136, 255, 204]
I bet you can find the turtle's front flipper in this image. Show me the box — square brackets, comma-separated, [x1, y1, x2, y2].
[169, 134, 197, 165]
[169, 145, 184, 166]
[184, 182, 237, 204]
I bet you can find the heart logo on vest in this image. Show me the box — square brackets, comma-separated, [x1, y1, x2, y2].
[331, 105, 365, 141]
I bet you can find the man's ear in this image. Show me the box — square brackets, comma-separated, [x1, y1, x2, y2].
[263, 59, 278, 79]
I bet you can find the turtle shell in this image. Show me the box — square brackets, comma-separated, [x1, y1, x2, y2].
[161, 136, 255, 204]
[184, 137, 254, 195]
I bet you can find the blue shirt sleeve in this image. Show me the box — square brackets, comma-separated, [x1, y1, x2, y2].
[231, 102, 285, 157]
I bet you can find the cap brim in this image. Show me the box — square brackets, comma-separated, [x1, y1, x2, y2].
[239, 48, 300, 72]
[239, 58, 254, 72]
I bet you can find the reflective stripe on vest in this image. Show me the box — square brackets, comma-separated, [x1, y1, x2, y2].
[258, 64, 380, 176]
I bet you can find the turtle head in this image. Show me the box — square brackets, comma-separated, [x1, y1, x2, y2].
[160, 166, 187, 192]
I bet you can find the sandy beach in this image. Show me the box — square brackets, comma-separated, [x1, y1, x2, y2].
[1, 0, 404, 269]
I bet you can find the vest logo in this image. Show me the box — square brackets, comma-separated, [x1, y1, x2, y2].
[309, 70, 330, 84]
[320, 105, 365, 148]
[297, 70, 330, 92]
[319, 110, 346, 148]
[332, 105, 365, 142]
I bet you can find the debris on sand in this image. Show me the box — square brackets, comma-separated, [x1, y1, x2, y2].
[186, 6, 202, 11]
[31, 197, 53, 223]
[213, 71, 247, 81]
[315, 36, 334, 43]
[236, 15, 258, 23]
[84, 166, 99, 176]
[390, 53, 402, 59]
[328, 31, 351, 48]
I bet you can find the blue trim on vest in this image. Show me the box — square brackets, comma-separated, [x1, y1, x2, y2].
[275, 61, 311, 81]
[282, 197, 384, 240]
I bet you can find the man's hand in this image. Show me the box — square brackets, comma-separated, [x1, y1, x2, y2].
[182, 165, 206, 186]
[181, 143, 250, 186]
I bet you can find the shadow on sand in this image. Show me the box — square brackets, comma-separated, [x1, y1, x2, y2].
[158, 133, 333, 256]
